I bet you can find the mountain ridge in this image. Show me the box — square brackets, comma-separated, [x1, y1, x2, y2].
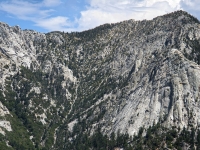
[0, 10, 200, 149]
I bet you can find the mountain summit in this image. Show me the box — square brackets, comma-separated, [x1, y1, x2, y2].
[0, 10, 200, 149]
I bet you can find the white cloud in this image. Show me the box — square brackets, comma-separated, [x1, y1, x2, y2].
[75, 0, 182, 31]
[75, 0, 200, 31]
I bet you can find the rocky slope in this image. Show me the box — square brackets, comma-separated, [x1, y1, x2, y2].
[0, 10, 200, 149]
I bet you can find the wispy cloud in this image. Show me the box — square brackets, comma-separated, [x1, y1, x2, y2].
[0, 0, 69, 31]
[35, 16, 71, 31]
[42, 0, 62, 7]
[181, 0, 200, 11]
[0, 0, 42, 20]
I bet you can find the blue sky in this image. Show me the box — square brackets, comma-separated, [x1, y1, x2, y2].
[0, 0, 200, 33]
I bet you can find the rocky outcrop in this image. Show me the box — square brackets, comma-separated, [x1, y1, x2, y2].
[101, 48, 200, 135]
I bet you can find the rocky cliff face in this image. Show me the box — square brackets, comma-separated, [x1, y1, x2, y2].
[0, 10, 200, 149]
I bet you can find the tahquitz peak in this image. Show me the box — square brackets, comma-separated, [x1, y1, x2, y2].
[0, 10, 200, 149]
